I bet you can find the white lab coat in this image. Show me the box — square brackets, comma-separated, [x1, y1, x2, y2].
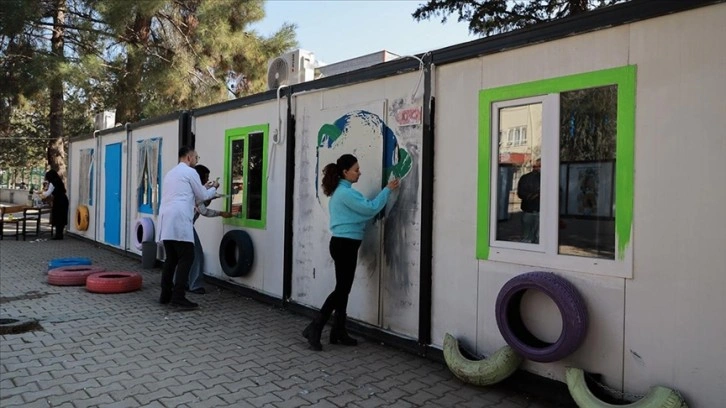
[157, 162, 217, 243]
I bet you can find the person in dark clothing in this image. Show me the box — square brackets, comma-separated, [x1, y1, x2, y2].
[302, 154, 400, 351]
[39, 169, 69, 240]
[517, 158, 541, 243]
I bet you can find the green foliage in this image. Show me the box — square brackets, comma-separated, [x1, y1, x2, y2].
[412, 0, 630, 36]
[1, 0, 297, 172]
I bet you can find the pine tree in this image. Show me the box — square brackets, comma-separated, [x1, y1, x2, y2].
[412, 0, 630, 36]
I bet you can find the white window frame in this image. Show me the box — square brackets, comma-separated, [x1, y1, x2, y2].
[488, 93, 632, 278]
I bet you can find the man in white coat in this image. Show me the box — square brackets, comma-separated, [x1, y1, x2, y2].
[158, 146, 219, 309]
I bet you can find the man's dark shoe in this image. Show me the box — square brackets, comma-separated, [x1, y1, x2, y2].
[159, 291, 172, 304]
[189, 287, 206, 294]
[171, 298, 198, 309]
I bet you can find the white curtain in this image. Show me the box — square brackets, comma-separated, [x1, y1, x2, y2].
[146, 138, 162, 214]
[78, 149, 94, 205]
[136, 140, 148, 202]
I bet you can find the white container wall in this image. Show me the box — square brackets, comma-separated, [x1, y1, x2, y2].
[432, 4, 726, 407]
[126, 119, 180, 255]
[68, 137, 98, 241]
[193, 100, 287, 298]
[291, 71, 423, 338]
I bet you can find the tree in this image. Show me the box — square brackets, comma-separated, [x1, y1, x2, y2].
[412, 0, 631, 36]
[97, 0, 297, 122]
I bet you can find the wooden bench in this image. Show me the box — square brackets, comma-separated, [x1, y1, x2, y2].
[22, 206, 53, 240]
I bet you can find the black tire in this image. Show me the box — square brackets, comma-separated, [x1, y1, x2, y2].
[495, 271, 588, 363]
[0, 318, 40, 335]
[219, 230, 254, 277]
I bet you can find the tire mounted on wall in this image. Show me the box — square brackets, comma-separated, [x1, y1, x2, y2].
[219, 230, 254, 277]
[75, 205, 90, 231]
[133, 217, 155, 250]
[495, 271, 588, 363]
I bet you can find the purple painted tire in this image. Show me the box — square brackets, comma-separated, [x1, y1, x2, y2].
[495, 271, 588, 363]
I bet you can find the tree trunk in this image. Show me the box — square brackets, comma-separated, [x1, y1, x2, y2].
[115, 13, 152, 123]
[48, 0, 66, 180]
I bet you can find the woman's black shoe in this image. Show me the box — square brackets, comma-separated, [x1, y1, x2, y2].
[302, 322, 323, 351]
[330, 327, 358, 346]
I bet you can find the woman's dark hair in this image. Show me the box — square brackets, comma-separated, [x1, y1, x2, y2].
[194, 164, 210, 179]
[44, 169, 66, 194]
[321, 154, 357, 197]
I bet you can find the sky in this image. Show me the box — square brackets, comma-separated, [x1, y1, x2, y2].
[249, 0, 477, 65]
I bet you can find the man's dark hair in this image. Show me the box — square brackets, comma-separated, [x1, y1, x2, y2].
[194, 164, 210, 178]
[178, 145, 194, 158]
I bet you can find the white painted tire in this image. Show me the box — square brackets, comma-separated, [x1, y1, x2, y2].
[133, 217, 155, 250]
[565, 368, 688, 408]
[443, 333, 522, 387]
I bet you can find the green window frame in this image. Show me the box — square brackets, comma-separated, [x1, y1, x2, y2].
[224, 124, 269, 229]
[476, 66, 636, 273]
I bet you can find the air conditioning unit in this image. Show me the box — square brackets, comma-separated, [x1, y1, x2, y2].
[267, 49, 317, 90]
[94, 110, 116, 131]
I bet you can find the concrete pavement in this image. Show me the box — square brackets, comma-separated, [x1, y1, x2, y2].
[0, 237, 561, 407]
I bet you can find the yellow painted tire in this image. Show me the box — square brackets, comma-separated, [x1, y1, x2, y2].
[566, 367, 688, 408]
[75, 205, 89, 231]
[443, 333, 522, 387]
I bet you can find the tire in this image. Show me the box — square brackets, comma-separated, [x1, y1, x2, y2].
[495, 271, 588, 363]
[48, 266, 106, 286]
[443, 333, 522, 386]
[566, 367, 688, 408]
[47, 257, 92, 271]
[75, 205, 89, 231]
[219, 230, 254, 277]
[133, 217, 155, 250]
[86, 272, 143, 294]
[0, 318, 40, 335]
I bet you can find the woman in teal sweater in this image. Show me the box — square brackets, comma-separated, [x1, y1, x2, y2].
[303, 154, 400, 351]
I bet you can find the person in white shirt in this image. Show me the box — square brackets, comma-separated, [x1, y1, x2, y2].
[157, 146, 218, 309]
[174, 164, 232, 294]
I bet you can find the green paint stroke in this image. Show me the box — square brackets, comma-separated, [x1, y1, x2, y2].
[317, 123, 342, 147]
[386, 149, 413, 180]
[476, 65, 636, 261]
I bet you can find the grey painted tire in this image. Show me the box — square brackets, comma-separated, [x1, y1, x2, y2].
[566, 367, 688, 408]
[443, 333, 522, 386]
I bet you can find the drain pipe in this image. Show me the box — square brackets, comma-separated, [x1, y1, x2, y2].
[93, 130, 100, 242]
[418, 55, 435, 352]
[282, 88, 295, 303]
[123, 122, 132, 251]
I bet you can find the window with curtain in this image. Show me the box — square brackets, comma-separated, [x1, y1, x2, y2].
[137, 138, 163, 214]
[79, 148, 94, 205]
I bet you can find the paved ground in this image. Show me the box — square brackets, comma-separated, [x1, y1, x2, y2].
[1, 237, 559, 407]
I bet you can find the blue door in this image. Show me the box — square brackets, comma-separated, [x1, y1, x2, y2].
[104, 143, 122, 246]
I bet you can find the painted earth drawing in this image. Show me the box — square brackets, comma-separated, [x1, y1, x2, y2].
[315, 110, 412, 213]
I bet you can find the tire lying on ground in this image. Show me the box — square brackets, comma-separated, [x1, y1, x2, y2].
[219, 230, 254, 277]
[133, 217, 155, 250]
[75, 205, 90, 231]
[495, 271, 588, 363]
[47, 266, 106, 286]
[566, 367, 688, 408]
[0, 318, 40, 335]
[443, 333, 522, 386]
[47, 257, 92, 271]
[86, 272, 142, 294]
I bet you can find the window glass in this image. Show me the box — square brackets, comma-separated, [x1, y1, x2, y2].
[246, 132, 264, 220]
[495, 103, 542, 244]
[558, 86, 617, 259]
[230, 138, 245, 217]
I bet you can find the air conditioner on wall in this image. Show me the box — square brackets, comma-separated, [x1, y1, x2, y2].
[94, 110, 116, 131]
[267, 49, 317, 90]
